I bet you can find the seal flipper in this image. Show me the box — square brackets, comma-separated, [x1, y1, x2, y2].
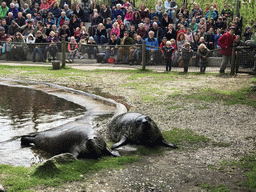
[21, 134, 37, 146]
[111, 136, 128, 150]
[105, 148, 121, 157]
[161, 140, 178, 149]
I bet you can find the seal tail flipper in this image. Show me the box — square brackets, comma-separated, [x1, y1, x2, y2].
[106, 148, 121, 157]
[111, 136, 128, 150]
[161, 140, 178, 149]
[21, 134, 37, 146]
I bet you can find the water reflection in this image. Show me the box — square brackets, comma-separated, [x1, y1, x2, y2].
[0, 85, 86, 142]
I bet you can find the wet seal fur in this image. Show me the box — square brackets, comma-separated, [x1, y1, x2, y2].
[108, 112, 178, 149]
[21, 122, 120, 158]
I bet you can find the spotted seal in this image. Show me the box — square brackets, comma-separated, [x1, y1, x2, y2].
[108, 112, 178, 149]
[21, 122, 120, 158]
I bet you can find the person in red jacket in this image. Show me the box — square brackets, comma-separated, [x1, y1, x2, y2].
[218, 26, 236, 73]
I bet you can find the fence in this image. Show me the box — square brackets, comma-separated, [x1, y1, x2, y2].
[0, 39, 255, 74]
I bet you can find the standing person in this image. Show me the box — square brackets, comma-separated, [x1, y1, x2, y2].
[181, 42, 193, 72]
[162, 40, 175, 71]
[1, 37, 13, 60]
[66, 36, 78, 63]
[218, 26, 236, 73]
[197, 43, 210, 73]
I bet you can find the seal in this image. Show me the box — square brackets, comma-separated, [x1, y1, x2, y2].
[21, 122, 120, 158]
[107, 112, 178, 149]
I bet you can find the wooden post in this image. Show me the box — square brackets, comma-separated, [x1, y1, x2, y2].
[142, 41, 146, 70]
[230, 41, 237, 75]
[61, 38, 66, 68]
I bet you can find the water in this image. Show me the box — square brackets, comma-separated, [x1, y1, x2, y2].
[0, 84, 87, 166]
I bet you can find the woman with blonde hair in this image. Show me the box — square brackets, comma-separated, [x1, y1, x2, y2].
[93, 23, 107, 45]
[197, 43, 210, 73]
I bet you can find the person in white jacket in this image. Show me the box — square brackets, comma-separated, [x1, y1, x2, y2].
[164, 0, 177, 20]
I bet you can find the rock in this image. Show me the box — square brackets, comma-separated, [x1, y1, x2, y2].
[48, 153, 78, 165]
[250, 84, 256, 91]
[33, 159, 60, 177]
[0, 184, 6, 192]
[33, 153, 77, 177]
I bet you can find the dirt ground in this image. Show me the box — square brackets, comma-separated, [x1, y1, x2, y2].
[28, 72, 256, 192]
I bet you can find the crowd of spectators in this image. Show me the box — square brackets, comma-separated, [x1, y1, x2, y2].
[0, 0, 255, 68]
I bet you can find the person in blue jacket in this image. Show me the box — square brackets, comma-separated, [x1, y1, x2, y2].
[7, 3, 18, 19]
[57, 12, 70, 28]
[145, 30, 161, 64]
[112, 4, 123, 21]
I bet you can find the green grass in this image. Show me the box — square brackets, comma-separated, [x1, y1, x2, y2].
[163, 128, 210, 145]
[212, 154, 256, 191]
[0, 156, 139, 192]
[169, 87, 256, 108]
[234, 154, 256, 190]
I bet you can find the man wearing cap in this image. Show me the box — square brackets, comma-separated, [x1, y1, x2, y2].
[0, 2, 9, 20]
[218, 26, 236, 73]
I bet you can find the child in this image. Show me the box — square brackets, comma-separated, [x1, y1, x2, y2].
[129, 35, 143, 65]
[86, 36, 98, 59]
[74, 27, 81, 42]
[197, 43, 210, 73]
[144, 18, 151, 31]
[149, 8, 156, 21]
[170, 38, 178, 65]
[160, 37, 167, 54]
[26, 33, 35, 52]
[184, 28, 193, 43]
[79, 26, 89, 40]
[2, 38, 13, 61]
[162, 41, 175, 71]
[66, 36, 78, 63]
[105, 18, 113, 30]
[181, 42, 193, 72]
[116, 15, 123, 27]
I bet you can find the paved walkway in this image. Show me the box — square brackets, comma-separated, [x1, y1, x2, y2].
[0, 60, 223, 73]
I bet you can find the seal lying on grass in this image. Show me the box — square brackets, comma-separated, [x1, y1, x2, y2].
[108, 112, 178, 149]
[21, 122, 120, 158]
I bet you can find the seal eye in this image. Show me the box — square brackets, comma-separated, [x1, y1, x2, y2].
[145, 117, 151, 121]
[136, 119, 142, 124]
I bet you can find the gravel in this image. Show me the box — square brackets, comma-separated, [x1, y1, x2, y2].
[3, 71, 256, 191]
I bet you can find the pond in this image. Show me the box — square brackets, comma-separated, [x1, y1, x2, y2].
[0, 81, 117, 167]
